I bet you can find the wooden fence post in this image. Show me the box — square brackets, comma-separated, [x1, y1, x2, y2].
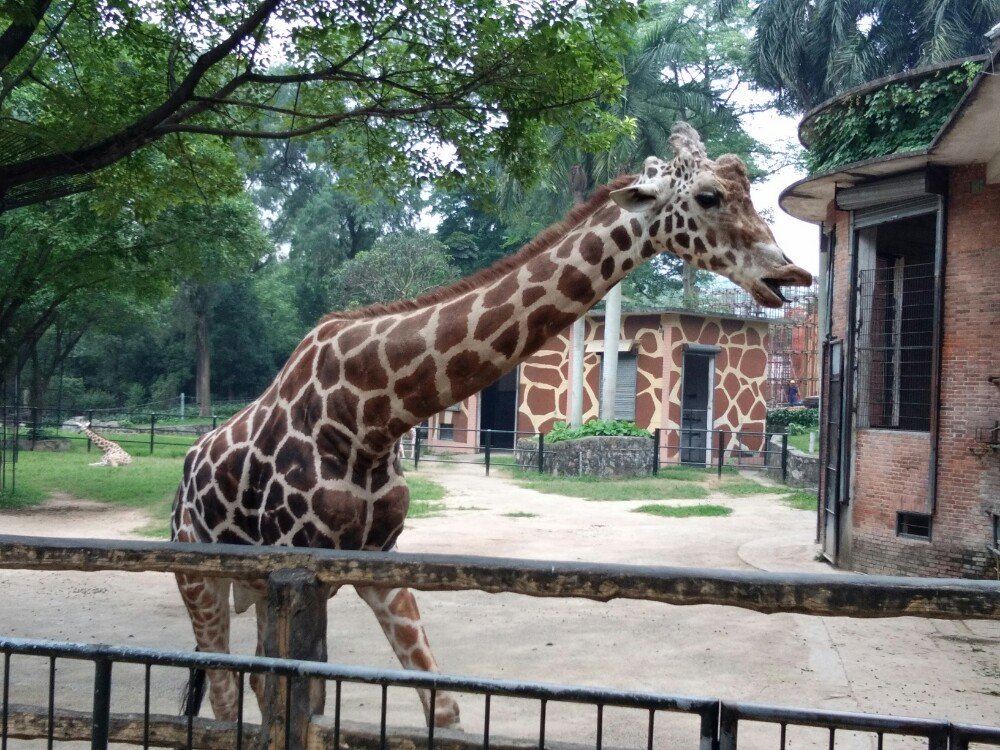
[259, 568, 327, 750]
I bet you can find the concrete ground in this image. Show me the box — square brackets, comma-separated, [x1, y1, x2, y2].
[0, 463, 997, 749]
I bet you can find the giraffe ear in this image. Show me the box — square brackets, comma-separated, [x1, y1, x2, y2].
[610, 185, 658, 212]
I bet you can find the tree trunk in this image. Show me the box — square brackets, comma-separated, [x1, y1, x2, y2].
[191, 285, 212, 418]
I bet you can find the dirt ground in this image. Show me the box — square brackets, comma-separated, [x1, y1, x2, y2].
[0, 463, 997, 749]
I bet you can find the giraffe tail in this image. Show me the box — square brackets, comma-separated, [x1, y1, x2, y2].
[179, 647, 207, 721]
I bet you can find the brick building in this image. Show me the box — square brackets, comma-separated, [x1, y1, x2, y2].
[780, 48, 1000, 577]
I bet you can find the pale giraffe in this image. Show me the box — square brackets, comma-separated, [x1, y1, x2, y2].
[73, 421, 133, 467]
[171, 122, 812, 728]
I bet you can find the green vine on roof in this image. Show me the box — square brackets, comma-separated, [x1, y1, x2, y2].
[803, 62, 980, 175]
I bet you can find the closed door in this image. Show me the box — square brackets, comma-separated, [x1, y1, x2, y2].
[681, 352, 713, 464]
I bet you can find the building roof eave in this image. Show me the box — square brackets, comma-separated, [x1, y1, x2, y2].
[781, 49, 1000, 224]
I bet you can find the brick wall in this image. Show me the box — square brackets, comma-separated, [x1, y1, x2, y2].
[828, 165, 1000, 578]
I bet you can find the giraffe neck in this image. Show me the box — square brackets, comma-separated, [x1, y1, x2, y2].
[83, 428, 114, 450]
[361, 195, 652, 441]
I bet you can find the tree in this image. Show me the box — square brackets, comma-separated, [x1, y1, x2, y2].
[144, 196, 271, 415]
[331, 230, 460, 309]
[730, 0, 1000, 112]
[0, 0, 638, 211]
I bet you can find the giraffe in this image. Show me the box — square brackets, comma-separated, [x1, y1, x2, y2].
[72, 421, 133, 467]
[171, 122, 812, 728]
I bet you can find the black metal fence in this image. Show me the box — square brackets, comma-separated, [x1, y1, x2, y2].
[1, 405, 218, 455]
[6, 637, 998, 750]
[1, 536, 998, 749]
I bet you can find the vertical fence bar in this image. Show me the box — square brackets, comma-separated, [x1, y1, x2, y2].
[149, 413, 156, 455]
[699, 703, 720, 750]
[212, 415, 218, 431]
[142, 663, 151, 750]
[47, 657, 55, 750]
[91, 657, 113, 750]
[2, 652, 10, 750]
[483, 694, 491, 750]
[718, 704, 737, 750]
[30, 407, 38, 451]
[87, 410, 94, 453]
[538, 699, 547, 750]
[781, 432, 789, 484]
[652, 428, 660, 475]
[537, 432, 544, 474]
[484, 429, 492, 477]
[716, 429, 726, 479]
[236, 671, 245, 750]
[414, 427, 421, 469]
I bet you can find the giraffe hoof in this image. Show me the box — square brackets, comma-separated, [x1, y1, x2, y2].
[433, 702, 461, 730]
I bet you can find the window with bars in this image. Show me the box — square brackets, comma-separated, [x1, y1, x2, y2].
[856, 259, 935, 431]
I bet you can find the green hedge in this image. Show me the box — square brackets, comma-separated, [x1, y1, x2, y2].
[766, 408, 819, 431]
[546, 419, 651, 444]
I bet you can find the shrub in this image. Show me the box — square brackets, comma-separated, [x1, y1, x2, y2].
[546, 419, 651, 444]
[767, 408, 818, 431]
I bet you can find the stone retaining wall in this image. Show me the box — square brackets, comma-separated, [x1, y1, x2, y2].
[517, 435, 654, 477]
[765, 434, 819, 489]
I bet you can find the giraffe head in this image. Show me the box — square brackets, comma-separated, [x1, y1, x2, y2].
[610, 122, 812, 307]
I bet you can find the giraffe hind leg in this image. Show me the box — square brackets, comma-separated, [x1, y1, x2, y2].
[355, 585, 461, 729]
[175, 573, 241, 721]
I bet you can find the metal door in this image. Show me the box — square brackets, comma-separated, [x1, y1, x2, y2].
[681, 352, 713, 465]
[821, 341, 843, 561]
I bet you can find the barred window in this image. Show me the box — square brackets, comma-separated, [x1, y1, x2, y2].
[856, 259, 934, 431]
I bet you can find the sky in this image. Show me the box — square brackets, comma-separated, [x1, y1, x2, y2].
[745, 112, 821, 275]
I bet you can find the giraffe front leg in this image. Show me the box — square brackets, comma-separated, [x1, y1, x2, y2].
[175, 573, 241, 721]
[355, 585, 461, 729]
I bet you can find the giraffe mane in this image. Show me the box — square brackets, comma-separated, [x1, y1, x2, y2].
[322, 173, 638, 322]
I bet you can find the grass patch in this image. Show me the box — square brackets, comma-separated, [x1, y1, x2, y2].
[406, 476, 447, 517]
[502, 511, 538, 518]
[718, 479, 783, 496]
[3, 441, 186, 532]
[787, 432, 819, 455]
[654, 465, 718, 482]
[633, 503, 732, 518]
[510, 472, 709, 501]
[3, 440, 451, 526]
[781, 489, 819, 511]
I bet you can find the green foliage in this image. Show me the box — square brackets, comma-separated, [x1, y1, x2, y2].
[546, 419, 652, 443]
[330, 230, 461, 310]
[741, 0, 1000, 112]
[1, 0, 640, 210]
[803, 62, 980, 174]
[632, 503, 732, 517]
[767, 407, 819, 429]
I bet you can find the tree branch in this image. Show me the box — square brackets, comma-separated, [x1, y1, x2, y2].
[0, 0, 53, 74]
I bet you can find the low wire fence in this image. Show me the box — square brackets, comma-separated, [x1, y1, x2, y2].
[0, 405, 222, 455]
[410, 426, 793, 481]
[0, 536, 998, 750]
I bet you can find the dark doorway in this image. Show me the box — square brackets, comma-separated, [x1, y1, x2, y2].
[480, 367, 518, 449]
[681, 351, 714, 465]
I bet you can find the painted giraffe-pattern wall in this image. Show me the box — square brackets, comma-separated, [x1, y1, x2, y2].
[515, 311, 770, 448]
[662, 314, 770, 456]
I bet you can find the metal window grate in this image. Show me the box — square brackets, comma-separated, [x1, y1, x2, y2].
[897, 511, 932, 540]
[856, 261, 934, 431]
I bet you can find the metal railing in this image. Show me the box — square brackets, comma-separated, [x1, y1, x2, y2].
[0, 536, 998, 749]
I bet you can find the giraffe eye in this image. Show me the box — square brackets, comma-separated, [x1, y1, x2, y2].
[695, 191, 722, 209]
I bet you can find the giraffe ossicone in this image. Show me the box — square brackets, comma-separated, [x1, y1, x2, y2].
[171, 122, 811, 729]
[72, 421, 133, 467]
